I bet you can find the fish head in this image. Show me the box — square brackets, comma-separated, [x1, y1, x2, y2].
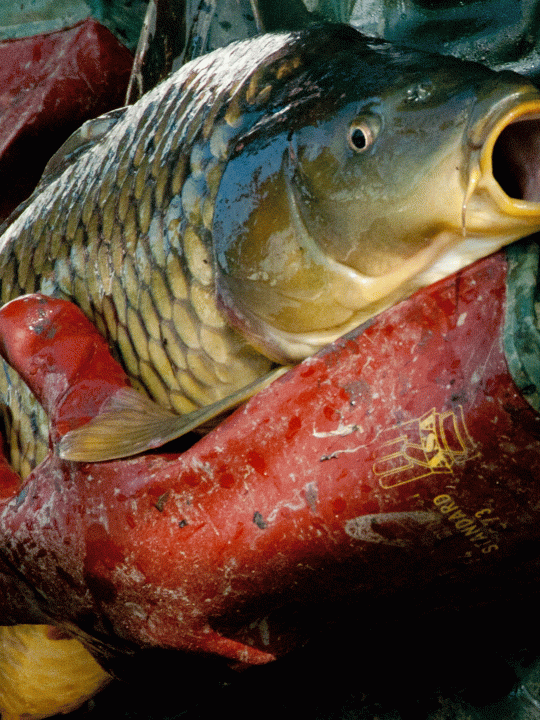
[212, 27, 540, 361]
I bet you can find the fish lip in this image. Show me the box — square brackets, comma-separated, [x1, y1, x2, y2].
[469, 93, 540, 216]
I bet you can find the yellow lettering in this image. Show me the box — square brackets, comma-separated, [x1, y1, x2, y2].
[448, 510, 466, 522]
[434, 494, 452, 506]
[462, 526, 486, 540]
[481, 544, 499, 554]
[433, 493, 500, 553]
[440, 502, 458, 514]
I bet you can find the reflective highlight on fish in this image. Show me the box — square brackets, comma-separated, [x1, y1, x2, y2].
[2, 24, 540, 472]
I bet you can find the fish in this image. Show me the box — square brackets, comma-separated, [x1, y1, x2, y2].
[2, 22, 540, 473]
[0, 624, 110, 719]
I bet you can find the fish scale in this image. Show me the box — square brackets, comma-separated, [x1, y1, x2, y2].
[0, 32, 298, 476]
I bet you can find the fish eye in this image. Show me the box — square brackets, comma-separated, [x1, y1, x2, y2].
[347, 121, 376, 153]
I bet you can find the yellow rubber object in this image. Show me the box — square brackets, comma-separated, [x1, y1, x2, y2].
[0, 624, 111, 719]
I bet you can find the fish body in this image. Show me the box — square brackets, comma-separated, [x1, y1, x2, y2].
[2, 24, 540, 472]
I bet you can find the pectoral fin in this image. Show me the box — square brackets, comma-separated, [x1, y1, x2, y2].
[57, 366, 290, 462]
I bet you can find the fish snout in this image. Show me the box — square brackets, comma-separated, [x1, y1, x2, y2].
[467, 93, 540, 224]
[492, 110, 540, 204]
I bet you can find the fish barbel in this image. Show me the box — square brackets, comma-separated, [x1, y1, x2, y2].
[2, 23, 540, 472]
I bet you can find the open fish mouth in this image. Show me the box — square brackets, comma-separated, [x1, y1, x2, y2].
[492, 111, 540, 204]
[480, 100, 540, 211]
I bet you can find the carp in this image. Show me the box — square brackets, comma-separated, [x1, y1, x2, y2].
[1, 24, 540, 472]
[0, 625, 110, 719]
